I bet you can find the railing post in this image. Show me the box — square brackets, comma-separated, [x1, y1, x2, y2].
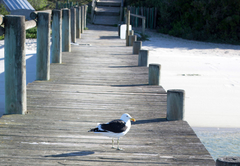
[148, 64, 161, 85]
[84, 5, 88, 28]
[130, 30, 134, 35]
[52, 9, 62, 63]
[36, 12, 51, 80]
[142, 17, 145, 36]
[75, 6, 81, 38]
[4, 15, 27, 114]
[126, 9, 130, 46]
[167, 89, 185, 121]
[91, 0, 95, 23]
[71, 7, 76, 43]
[62, 9, 71, 52]
[81, 5, 85, 33]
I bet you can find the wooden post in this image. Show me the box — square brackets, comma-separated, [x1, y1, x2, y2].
[167, 89, 185, 121]
[52, 9, 62, 63]
[133, 41, 142, 54]
[130, 30, 134, 35]
[154, 7, 157, 29]
[126, 9, 130, 46]
[138, 50, 149, 66]
[128, 35, 137, 46]
[36, 12, 51, 81]
[84, 5, 88, 28]
[91, 0, 95, 23]
[124, 7, 127, 24]
[142, 17, 145, 36]
[149, 64, 161, 85]
[75, 6, 81, 38]
[62, 9, 71, 52]
[135, 7, 139, 27]
[4, 15, 27, 114]
[216, 157, 240, 166]
[71, 7, 76, 43]
[81, 5, 85, 33]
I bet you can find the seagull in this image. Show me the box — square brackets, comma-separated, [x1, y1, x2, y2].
[88, 113, 136, 150]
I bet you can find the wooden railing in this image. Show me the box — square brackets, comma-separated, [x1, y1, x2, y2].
[119, 0, 125, 23]
[130, 13, 145, 36]
[91, 0, 96, 23]
[0, 6, 88, 115]
[129, 6, 157, 29]
[124, 8, 146, 37]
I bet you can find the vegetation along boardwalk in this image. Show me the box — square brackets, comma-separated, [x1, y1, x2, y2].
[0, 24, 215, 165]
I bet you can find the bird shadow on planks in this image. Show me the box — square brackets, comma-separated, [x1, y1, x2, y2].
[44, 151, 95, 157]
[132, 118, 167, 125]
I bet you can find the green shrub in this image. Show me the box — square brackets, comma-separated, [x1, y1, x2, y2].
[28, 0, 48, 10]
[26, 27, 37, 39]
[0, 35, 4, 40]
[0, 4, 10, 15]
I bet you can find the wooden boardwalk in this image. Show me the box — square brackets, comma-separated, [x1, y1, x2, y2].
[0, 24, 215, 165]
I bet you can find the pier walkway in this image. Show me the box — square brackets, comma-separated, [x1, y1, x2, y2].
[0, 24, 215, 165]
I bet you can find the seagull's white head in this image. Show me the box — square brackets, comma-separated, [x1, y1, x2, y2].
[120, 113, 136, 123]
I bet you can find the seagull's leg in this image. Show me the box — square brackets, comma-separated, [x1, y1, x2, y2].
[111, 138, 115, 149]
[117, 138, 123, 150]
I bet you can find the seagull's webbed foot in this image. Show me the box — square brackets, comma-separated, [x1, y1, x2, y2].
[116, 147, 123, 151]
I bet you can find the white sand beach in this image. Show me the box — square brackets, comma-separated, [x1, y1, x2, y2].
[142, 31, 240, 128]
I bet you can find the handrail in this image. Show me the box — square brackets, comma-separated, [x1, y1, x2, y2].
[130, 13, 145, 36]
[130, 13, 145, 19]
[0, 15, 36, 35]
[25, 20, 37, 30]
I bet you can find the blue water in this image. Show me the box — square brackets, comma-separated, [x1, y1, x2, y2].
[193, 127, 240, 161]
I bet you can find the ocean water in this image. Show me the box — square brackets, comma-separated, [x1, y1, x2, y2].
[193, 127, 240, 161]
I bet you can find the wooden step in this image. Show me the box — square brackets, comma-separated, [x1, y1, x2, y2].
[94, 15, 119, 25]
[95, 6, 120, 16]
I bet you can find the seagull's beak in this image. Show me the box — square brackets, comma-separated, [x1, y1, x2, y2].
[130, 118, 136, 122]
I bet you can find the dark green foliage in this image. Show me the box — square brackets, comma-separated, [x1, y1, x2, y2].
[126, 0, 240, 44]
[26, 27, 37, 39]
[0, 4, 9, 15]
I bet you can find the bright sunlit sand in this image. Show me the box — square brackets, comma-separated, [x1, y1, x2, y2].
[142, 31, 240, 128]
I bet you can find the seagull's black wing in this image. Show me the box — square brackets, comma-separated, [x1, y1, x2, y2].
[101, 119, 127, 133]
